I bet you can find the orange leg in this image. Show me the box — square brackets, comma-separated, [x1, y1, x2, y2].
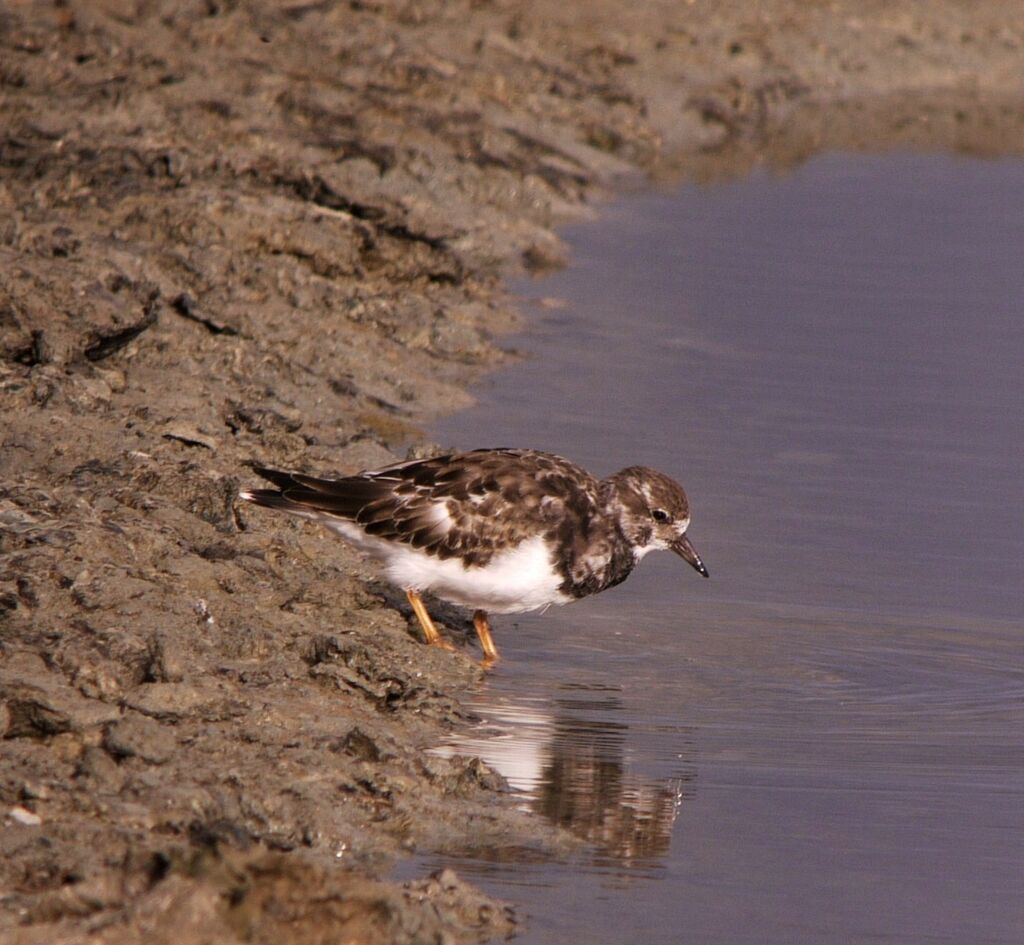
[473, 610, 499, 667]
[406, 589, 454, 651]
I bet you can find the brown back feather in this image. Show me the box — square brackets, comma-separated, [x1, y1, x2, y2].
[249, 449, 605, 566]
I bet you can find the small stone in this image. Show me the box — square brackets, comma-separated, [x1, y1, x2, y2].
[341, 727, 383, 762]
[8, 806, 42, 827]
[19, 781, 50, 801]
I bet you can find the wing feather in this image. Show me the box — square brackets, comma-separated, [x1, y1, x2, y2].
[244, 449, 603, 565]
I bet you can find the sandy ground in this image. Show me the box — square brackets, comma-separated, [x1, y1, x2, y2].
[2, 1, 1023, 941]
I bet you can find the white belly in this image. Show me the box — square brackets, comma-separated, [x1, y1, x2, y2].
[325, 521, 570, 613]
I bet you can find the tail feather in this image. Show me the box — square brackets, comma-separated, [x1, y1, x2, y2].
[241, 466, 389, 520]
[238, 488, 308, 514]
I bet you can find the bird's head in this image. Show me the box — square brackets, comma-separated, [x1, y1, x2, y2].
[606, 466, 709, 577]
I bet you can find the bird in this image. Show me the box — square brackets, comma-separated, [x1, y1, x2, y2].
[239, 448, 708, 666]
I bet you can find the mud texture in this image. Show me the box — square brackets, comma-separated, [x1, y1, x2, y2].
[2, 1, 1023, 942]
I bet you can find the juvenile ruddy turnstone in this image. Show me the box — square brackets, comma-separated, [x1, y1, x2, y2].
[240, 448, 708, 665]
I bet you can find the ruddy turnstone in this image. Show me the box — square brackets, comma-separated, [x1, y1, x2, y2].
[240, 448, 708, 665]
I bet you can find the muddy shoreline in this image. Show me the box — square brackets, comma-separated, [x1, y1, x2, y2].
[2, 2, 1023, 941]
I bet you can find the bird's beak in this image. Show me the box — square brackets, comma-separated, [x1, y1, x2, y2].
[672, 533, 709, 578]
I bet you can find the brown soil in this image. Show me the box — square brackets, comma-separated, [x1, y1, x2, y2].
[2, 1, 1022, 941]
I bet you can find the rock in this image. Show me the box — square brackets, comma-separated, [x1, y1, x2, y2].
[339, 726, 386, 762]
[122, 682, 224, 721]
[144, 634, 187, 683]
[75, 745, 126, 792]
[404, 867, 519, 941]
[102, 714, 176, 765]
[0, 653, 121, 738]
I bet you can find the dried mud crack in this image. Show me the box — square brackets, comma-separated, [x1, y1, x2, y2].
[2, 1, 1024, 942]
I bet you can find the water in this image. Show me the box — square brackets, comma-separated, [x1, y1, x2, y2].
[405, 154, 1024, 944]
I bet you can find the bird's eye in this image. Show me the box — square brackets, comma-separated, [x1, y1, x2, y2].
[651, 508, 671, 523]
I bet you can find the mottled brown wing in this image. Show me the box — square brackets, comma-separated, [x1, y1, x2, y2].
[362, 449, 604, 564]
[251, 449, 602, 566]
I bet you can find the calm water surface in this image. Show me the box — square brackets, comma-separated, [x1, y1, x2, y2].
[403, 155, 1024, 944]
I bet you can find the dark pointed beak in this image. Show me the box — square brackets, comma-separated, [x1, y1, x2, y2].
[672, 533, 709, 578]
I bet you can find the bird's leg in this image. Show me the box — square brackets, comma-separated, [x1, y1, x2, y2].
[472, 610, 499, 667]
[406, 589, 454, 651]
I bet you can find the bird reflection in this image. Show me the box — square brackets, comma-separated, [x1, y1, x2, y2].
[535, 709, 687, 867]
[438, 686, 694, 871]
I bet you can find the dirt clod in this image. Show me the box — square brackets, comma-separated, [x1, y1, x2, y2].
[102, 715, 176, 766]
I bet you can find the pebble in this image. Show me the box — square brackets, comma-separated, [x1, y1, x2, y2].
[9, 805, 42, 827]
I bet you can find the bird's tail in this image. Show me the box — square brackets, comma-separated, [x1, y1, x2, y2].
[238, 465, 384, 519]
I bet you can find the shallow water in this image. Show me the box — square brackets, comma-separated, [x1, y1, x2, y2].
[404, 155, 1024, 944]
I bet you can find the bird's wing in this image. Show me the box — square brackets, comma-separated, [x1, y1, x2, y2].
[247, 449, 601, 565]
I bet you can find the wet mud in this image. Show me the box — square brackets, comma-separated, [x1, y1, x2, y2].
[2, 1, 1023, 941]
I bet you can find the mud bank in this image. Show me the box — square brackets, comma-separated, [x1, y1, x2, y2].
[2, 1, 1023, 941]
